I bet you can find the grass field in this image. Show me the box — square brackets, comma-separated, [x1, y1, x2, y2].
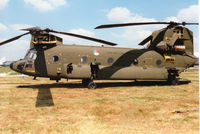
[0, 67, 11, 73]
[0, 67, 20, 75]
[0, 67, 199, 134]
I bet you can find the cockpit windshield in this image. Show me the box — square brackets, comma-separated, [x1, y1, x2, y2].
[24, 49, 37, 60]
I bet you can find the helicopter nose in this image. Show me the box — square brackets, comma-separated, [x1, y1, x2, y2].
[10, 62, 13, 70]
[9, 61, 25, 72]
[9, 61, 18, 71]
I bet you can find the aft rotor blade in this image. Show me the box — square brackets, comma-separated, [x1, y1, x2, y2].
[95, 22, 199, 29]
[182, 22, 198, 25]
[139, 35, 152, 46]
[95, 22, 170, 29]
[0, 32, 30, 46]
[48, 29, 118, 46]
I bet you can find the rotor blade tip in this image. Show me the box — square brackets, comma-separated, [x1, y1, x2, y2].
[95, 26, 101, 29]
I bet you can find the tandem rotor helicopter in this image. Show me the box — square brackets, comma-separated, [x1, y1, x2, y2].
[0, 21, 198, 89]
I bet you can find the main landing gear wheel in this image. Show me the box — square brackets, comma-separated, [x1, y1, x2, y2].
[82, 79, 97, 89]
[167, 69, 180, 85]
[88, 81, 97, 89]
[170, 79, 179, 85]
[167, 76, 179, 85]
[168, 78, 191, 85]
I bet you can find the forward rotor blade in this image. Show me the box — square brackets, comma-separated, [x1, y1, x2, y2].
[0, 32, 30, 46]
[21, 27, 42, 32]
[95, 22, 199, 29]
[49, 29, 117, 46]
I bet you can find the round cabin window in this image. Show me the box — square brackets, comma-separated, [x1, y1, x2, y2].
[107, 57, 114, 64]
[53, 56, 59, 62]
[156, 60, 162, 66]
[133, 59, 138, 65]
[81, 56, 88, 63]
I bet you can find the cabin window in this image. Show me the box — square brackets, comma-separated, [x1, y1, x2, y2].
[107, 57, 114, 64]
[53, 56, 59, 62]
[133, 59, 138, 65]
[81, 56, 87, 63]
[156, 60, 162, 65]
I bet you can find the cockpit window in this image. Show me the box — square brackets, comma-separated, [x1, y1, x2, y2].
[29, 53, 37, 59]
[24, 49, 37, 60]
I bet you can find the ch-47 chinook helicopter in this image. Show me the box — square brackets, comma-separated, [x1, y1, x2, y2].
[0, 21, 198, 89]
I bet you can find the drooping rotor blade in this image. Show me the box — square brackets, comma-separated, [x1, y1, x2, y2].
[180, 22, 198, 26]
[95, 22, 168, 29]
[21, 27, 42, 32]
[95, 22, 199, 29]
[139, 35, 152, 46]
[0, 32, 30, 46]
[47, 29, 118, 46]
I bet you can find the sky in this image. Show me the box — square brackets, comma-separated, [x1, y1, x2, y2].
[0, 0, 199, 62]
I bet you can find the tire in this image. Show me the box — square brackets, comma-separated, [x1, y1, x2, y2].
[88, 81, 97, 89]
[171, 79, 177, 85]
[168, 79, 179, 85]
[167, 74, 178, 85]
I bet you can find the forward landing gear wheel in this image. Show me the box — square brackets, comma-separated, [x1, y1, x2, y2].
[88, 81, 97, 89]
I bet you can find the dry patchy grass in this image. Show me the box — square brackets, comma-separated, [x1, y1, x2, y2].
[0, 69, 199, 134]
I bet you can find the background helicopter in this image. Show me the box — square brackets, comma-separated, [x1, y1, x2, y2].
[0, 21, 198, 89]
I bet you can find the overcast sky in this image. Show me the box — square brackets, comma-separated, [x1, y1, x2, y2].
[0, 0, 199, 62]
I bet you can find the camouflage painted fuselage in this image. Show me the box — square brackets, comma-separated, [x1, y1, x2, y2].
[12, 44, 195, 81]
